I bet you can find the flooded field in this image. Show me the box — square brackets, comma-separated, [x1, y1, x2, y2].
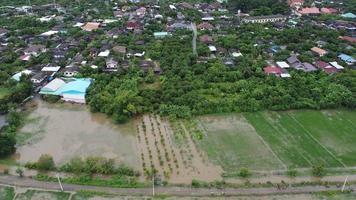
[15, 99, 140, 169]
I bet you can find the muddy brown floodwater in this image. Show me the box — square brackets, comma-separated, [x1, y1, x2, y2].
[15, 99, 140, 169]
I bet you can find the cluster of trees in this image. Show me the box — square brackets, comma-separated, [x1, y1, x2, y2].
[228, 0, 289, 15]
[0, 112, 22, 158]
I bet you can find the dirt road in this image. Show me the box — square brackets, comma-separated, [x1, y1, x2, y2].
[0, 174, 354, 196]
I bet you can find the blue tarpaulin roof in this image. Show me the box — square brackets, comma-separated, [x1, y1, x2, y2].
[342, 13, 356, 18]
[40, 78, 92, 96]
[338, 54, 355, 63]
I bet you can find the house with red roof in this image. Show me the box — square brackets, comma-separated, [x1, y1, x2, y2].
[299, 7, 320, 15]
[339, 36, 356, 43]
[126, 21, 139, 30]
[321, 8, 338, 14]
[315, 61, 338, 74]
[264, 66, 282, 76]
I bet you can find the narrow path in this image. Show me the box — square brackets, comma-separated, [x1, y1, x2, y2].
[0, 175, 354, 196]
[191, 22, 197, 56]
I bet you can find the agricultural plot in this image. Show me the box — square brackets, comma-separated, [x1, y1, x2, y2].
[189, 110, 356, 175]
[244, 110, 356, 168]
[136, 115, 221, 183]
[196, 115, 285, 172]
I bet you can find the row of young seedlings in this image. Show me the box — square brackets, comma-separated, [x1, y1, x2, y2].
[170, 120, 193, 169]
[149, 115, 180, 177]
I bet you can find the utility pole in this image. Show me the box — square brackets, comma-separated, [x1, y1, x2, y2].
[341, 176, 349, 192]
[152, 175, 155, 196]
[56, 174, 64, 192]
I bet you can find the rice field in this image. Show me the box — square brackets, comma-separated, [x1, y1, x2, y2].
[193, 110, 356, 174]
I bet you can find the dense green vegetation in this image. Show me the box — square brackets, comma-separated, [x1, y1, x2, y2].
[0, 112, 23, 158]
[87, 23, 355, 122]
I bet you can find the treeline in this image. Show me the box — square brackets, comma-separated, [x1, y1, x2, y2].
[0, 75, 33, 113]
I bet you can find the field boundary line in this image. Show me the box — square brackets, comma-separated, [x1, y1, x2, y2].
[261, 113, 313, 166]
[244, 116, 287, 170]
[288, 114, 347, 167]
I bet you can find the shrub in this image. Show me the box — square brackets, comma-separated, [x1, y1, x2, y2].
[312, 164, 326, 177]
[238, 168, 250, 178]
[37, 154, 56, 171]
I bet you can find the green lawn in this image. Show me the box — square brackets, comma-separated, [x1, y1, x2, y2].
[196, 115, 285, 172]
[193, 110, 356, 174]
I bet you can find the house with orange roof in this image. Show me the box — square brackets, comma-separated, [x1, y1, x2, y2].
[81, 22, 101, 31]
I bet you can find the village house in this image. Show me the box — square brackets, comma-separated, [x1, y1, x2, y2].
[0, 28, 9, 37]
[113, 45, 127, 55]
[320, 8, 338, 14]
[288, 0, 304, 8]
[338, 54, 355, 65]
[106, 58, 119, 71]
[339, 36, 356, 43]
[242, 15, 287, 24]
[197, 22, 214, 31]
[154, 32, 171, 39]
[298, 7, 320, 15]
[81, 22, 101, 32]
[126, 21, 140, 30]
[63, 65, 80, 77]
[311, 47, 327, 57]
[24, 44, 46, 57]
[315, 61, 338, 74]
[199, 34, 213, 44]
[31, 72, 47, 84]
[264, 66, 282, 76]
[40, 78, 92, 104]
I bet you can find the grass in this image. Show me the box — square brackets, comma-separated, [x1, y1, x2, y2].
[0, 87, 10, 99]
[196, 114, 284, 173]
[191, 110, 356, 176]
[0, 186, 15, 200]
[15, 190, 70, 200]
[34, 174, 148, 188]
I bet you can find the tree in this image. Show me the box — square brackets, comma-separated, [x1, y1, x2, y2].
[16, 168, 24, 177]
[0, 134, 16, 158]
[37, 154, 56, 171]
